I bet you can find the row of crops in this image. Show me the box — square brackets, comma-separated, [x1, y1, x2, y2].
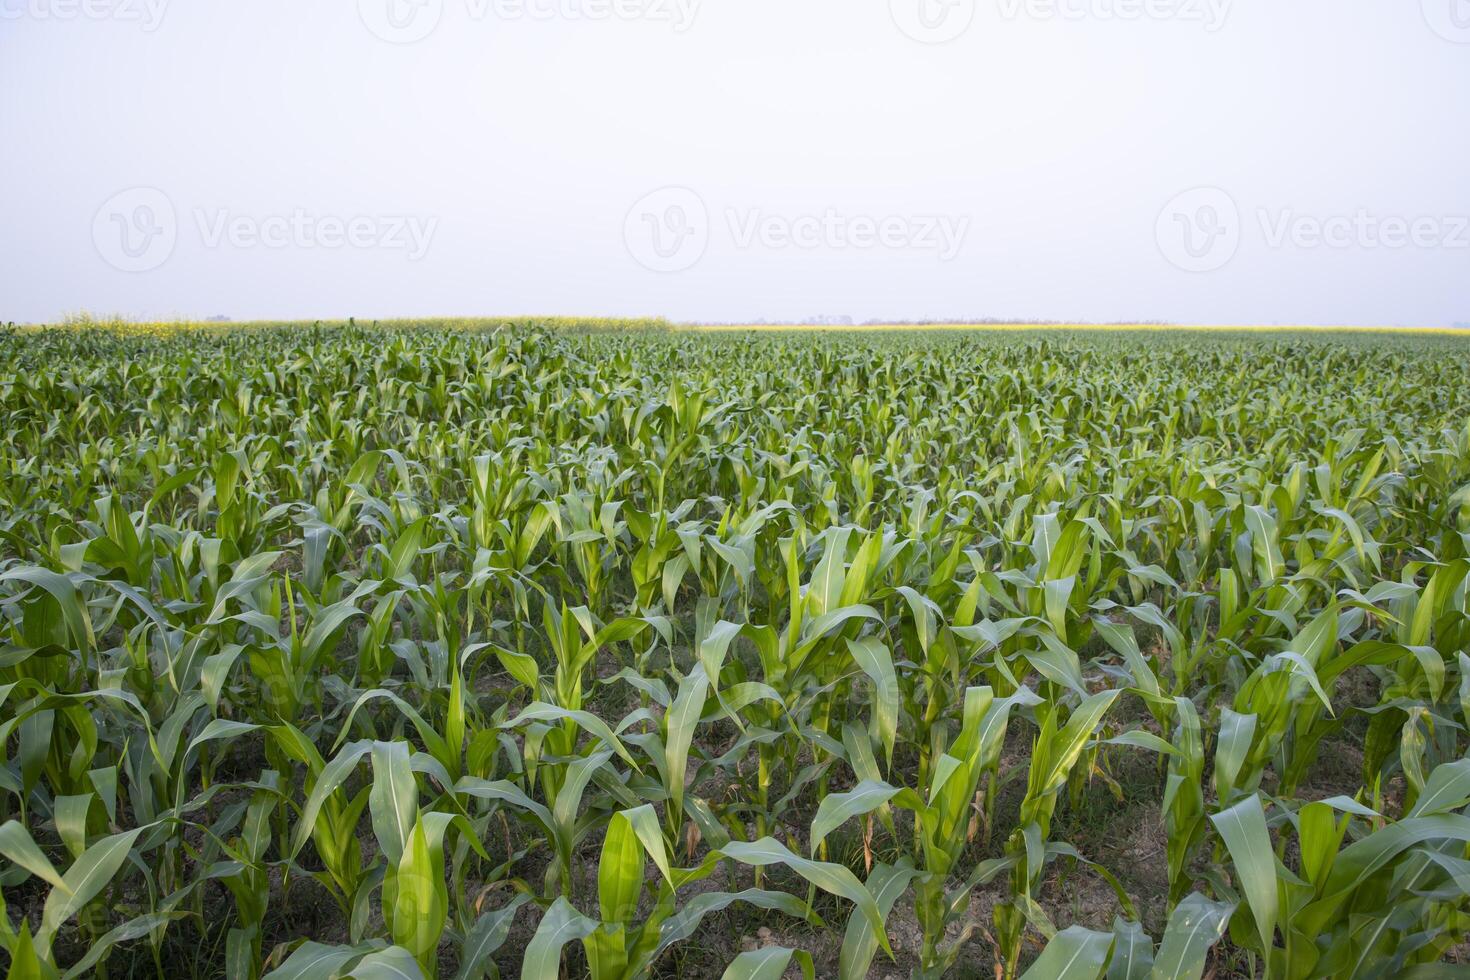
[2, 323, 1470, 979]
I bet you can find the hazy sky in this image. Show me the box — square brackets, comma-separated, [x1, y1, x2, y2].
[3, 0, 1468, 326]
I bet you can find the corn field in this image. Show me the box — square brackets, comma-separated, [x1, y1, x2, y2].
[4, 321, 1470, 980]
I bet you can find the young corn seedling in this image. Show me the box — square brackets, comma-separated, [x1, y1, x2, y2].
[814, 686, 1038, 979]
[521, 804, 891, 980]
[1211, 760, 1470, 980]
[995, 689, 1123, 979]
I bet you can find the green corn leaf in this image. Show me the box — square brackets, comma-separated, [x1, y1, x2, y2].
[1019, 925, 1113, 980]
[4, 922, 57, 980]
[37, 825, 149, 951]
[1094, 620, 1160, 698]
[347, 946, 426, 980]
[810, 781, 901, 856]
[53, 795, 91, 859]
[387, 817, 447, 969]
[1028, 634, 1089, 698]
[260, 942, 368, 980]
[60, 913, 172, 980]
[1213, 709, 1256, 803]
[654, 888, 815, 956]
[1407, 758, 1470, 818]
[501, 703, 637, 769]
[721, 946, 814, 980]
[0, 821, 66, 891]
[1209, 794, 1277, 959]
[452, 777, 555, 831]
[599, 808, 647, 924]
[620, 802, 674, 886]
[1107, 917, 1152, 980]
[698, 619, 744, 696]
[0, 568, 94, 651]
[838, 860, 921, 980]
[719, 838, 891, 957]
[1147, 894, 1232, 980]
[1244, 506, 1284, 582]
[369, 740, 418, 866]
[1100, 730, 1178, 756]
[1296, 801, 1348, 889]
[846, 637, 898, 768]
[521, 898, 600, 980]
[453, 895, 530, 980]
[1030, 689, 1121, 803]
[1316, 814, 1470, 912]
[665, 665, 710, 829]
[291, 741, 374, 858]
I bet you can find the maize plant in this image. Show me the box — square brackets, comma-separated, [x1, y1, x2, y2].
[2, 321, 1470, 979]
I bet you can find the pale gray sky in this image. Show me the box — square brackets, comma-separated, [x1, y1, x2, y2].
[2, 0, 1468, 326]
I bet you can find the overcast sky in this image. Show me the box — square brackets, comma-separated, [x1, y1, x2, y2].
[2, 0, 1468, 326]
